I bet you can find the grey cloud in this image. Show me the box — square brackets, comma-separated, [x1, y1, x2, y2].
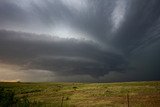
[0, 0, 123, 42]
[112, 0, 160, 55]
[0, 0, 160, 81]
[0, 30, 127, 78]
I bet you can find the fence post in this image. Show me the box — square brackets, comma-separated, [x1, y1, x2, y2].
[127, 93, 129, 107]
[61, 96, 64, 107]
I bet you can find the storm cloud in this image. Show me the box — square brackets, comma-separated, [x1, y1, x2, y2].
[0, 0, 160, 82]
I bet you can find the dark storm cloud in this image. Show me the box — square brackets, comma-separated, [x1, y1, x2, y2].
[0, 30, 127, 77]
[0, 0, 160, 81]
[112, 0, 160, 54]
[0, 0, 124, 41]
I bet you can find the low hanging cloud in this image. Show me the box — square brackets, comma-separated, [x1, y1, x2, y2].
[0, 30, 127, 78]
[0, 0, 160, 82]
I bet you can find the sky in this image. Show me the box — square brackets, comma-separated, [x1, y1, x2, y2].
[0, 0, 160, 82]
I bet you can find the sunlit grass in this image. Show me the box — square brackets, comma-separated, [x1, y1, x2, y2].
[0, 81, 160, 107]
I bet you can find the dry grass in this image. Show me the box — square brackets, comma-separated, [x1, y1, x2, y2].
[0, 81, 160, 107]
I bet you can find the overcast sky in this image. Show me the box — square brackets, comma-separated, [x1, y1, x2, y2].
[0, 0, 160, 82]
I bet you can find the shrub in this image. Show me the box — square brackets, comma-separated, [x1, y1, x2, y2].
[0, 87, 44, 107]
[0, 87, 15, 107]
[73, 86, 78, 91]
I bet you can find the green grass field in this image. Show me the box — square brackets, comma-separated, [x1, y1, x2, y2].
[0, 81, 160, 107]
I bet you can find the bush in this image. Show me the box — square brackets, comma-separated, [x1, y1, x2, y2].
[0, 87, 44, 107]
[0, 87, 15, 107]
[73, 86, 78, 91]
